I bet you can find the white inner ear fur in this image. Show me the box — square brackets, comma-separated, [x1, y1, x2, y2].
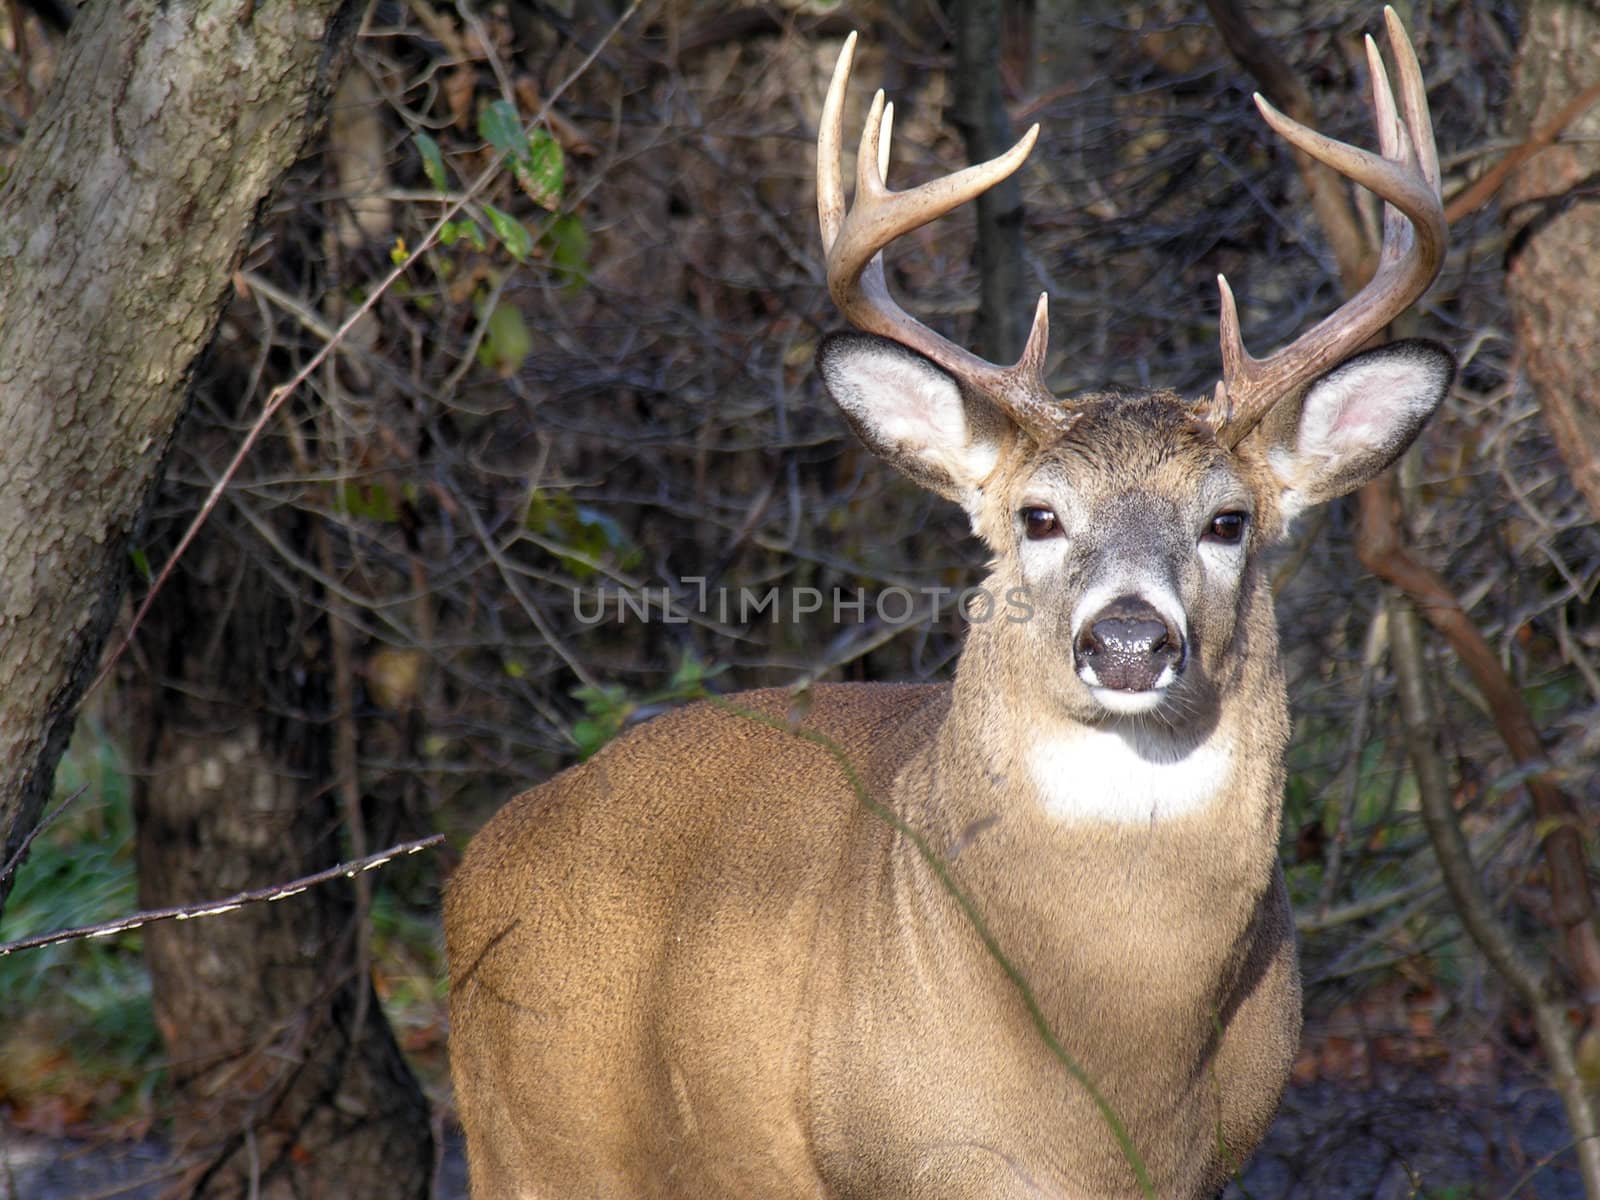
[821, 340, 1000, 515]
[1272, 343, 1451, 524]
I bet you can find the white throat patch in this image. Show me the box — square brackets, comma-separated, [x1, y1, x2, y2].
[1027, 723, 1234, 824]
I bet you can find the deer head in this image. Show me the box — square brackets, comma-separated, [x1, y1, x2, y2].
[816, 11, 1452, 733]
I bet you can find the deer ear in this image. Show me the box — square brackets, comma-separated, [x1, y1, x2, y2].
[817, 332, 1006, 509]
[1269, 339, 1454, 522]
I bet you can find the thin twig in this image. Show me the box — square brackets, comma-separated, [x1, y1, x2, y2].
[1358, 476, 1600, 1027]
[0, 835, 443, 957]
[1316, 607, 1389, 919]
[1205, 0, 1374, 291]
[1299, 804, 1522, 934]
[0, 785, 85, 885]
[463, 498, 599, 693]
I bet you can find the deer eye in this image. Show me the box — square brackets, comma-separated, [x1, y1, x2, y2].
[1205, 511, 1248, 544]
[1021, 507, 1060, 540]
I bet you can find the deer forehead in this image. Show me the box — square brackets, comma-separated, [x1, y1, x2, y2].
[988, 392, 1272, 525]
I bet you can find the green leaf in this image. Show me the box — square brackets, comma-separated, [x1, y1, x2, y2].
[478, 100, 564, 210]
[475, 302, 534, 376]
[128, 547, 151, 582]
[337, 483, 399, 523]
[524, 490, 638, 579]
[478, 100, 525, 162]
[519, 127, 564, 210]
[570, 718, 609, 760]
[571, 682, 634, 759]
[440, 219, 487, 251]
[482, 204, 533, 262]
[547, 213, 590, 293]
[668, 652, 709, 693]
[414, 132, 450, 193]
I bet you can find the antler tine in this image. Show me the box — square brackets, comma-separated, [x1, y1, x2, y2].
[1364, 30, 1419, 275]
[1208, 7, 1447, 450]
[817, 36, 1068, 439]
[817, 31, 856, 255]
[1385, 6, 1441, 195]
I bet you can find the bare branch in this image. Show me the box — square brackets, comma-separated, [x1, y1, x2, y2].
[1206, 0, 1374, 290]
[1445, 78, 1600, 223]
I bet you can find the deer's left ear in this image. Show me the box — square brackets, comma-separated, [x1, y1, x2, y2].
[1269, 339, 1454, 522]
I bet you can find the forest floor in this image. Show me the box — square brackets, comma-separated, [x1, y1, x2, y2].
[0, 1126, 470, 1199]
[0, 1069, 1579, 1199]
[1226, 1072, 1578, 1199]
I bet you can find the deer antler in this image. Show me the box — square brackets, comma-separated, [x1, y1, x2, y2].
[819, 34, 1071, 440]
[1207, 7, 1447, 450]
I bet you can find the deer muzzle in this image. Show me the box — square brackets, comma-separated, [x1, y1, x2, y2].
[1074, 594, 1185, 694]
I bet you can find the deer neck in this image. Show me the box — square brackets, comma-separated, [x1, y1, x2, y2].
[868, 602, 1290, 1056]
[902, 579, 1291, 908]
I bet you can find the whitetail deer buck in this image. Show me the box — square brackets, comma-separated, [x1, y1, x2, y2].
[447, 9, 1452, 1196]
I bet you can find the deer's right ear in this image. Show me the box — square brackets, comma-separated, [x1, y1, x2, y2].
[818, 332, 1005, 508]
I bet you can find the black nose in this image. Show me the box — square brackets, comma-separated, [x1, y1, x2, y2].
[1075, 595, 1184, 692]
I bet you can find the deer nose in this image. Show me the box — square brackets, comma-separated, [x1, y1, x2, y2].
[1074, 596, 1185, 692]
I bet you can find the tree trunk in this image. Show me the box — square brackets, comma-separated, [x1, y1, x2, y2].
[1503, 0, 1600, 524]
[0, 0, 362, 911]
[946, 0, 1030, 363]
[128, 506, 433, 1197]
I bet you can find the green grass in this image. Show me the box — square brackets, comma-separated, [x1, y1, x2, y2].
[0, 724, 160, 1128]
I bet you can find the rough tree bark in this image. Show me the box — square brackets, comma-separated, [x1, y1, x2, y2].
[0, 0, 360, 910]
[1502, 0, 1600, 524]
